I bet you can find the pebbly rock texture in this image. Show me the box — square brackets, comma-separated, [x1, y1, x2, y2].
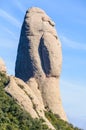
[0, 58, 6, 73]
[15, 7, 67, 121]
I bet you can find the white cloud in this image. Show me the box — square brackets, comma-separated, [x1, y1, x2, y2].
[60, 78, 86, 113]
[60, 78, 86, 91]
[60, 79, 75, 88]
[0, 9, 21, 28]
[13, 1, 25, 13]
[60, 35, 86, 50]
[0, 39, 18, 49]
[60, 79, 86, 130]
[3, 27, 18, 40]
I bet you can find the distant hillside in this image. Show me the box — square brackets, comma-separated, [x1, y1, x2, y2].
[0, 72, 82, 130]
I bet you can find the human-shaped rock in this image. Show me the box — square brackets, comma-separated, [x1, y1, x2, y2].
[15, 7, 67, 120]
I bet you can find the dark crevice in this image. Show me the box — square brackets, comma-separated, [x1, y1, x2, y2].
[38, 37, 51, 76]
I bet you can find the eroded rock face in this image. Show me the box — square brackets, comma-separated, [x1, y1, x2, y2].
[5, 76, 55, 130]
[15, 7, 62, 81]
[15, 7, 67, 121]
[0, 58, 6, 73]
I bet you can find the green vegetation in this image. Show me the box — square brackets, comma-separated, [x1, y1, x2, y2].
[45, 111, 82, 130]
[0, 72, 83, 130]
[0, 72, 50, 130]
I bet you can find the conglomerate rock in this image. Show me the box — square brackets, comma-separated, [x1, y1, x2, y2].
[15, 7, 67, 121]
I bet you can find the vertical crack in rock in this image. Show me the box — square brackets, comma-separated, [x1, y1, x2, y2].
[38, 36, 51, 76]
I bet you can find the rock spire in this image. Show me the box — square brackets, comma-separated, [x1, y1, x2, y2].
[15, 7, 67, 121]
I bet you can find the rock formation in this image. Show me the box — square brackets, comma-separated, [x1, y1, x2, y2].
[15, 7, 67, 121]
[5, 76, 55, 130]
[0, 58, 6, 73]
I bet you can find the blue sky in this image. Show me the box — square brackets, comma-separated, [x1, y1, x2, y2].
[0, 0, 86, 129]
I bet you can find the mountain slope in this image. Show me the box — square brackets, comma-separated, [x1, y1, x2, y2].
[0, 72, 82, 130]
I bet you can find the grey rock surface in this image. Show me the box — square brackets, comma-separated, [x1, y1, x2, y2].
[15, 7, 67, 121]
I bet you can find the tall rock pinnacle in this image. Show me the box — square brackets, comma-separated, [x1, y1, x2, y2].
[15, 7, 67, 120]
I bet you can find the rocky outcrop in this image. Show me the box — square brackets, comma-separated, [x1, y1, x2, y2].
[5, 76, 55, 130]
[0, 58, 6, 73]
[15, 7, 67, 121]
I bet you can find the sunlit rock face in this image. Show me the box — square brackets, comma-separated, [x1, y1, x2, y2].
[0, 58, 6, 73]
[15, 7, 67, 121]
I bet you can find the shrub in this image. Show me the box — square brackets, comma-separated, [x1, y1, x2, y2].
[45, 111, 82, 130]
[0, 72, 50, 130]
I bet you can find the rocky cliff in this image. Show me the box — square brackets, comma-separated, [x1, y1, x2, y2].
[1, 7, 67, 130]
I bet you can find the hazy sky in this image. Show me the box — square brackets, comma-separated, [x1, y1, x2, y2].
[0, 0, 86, 129]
